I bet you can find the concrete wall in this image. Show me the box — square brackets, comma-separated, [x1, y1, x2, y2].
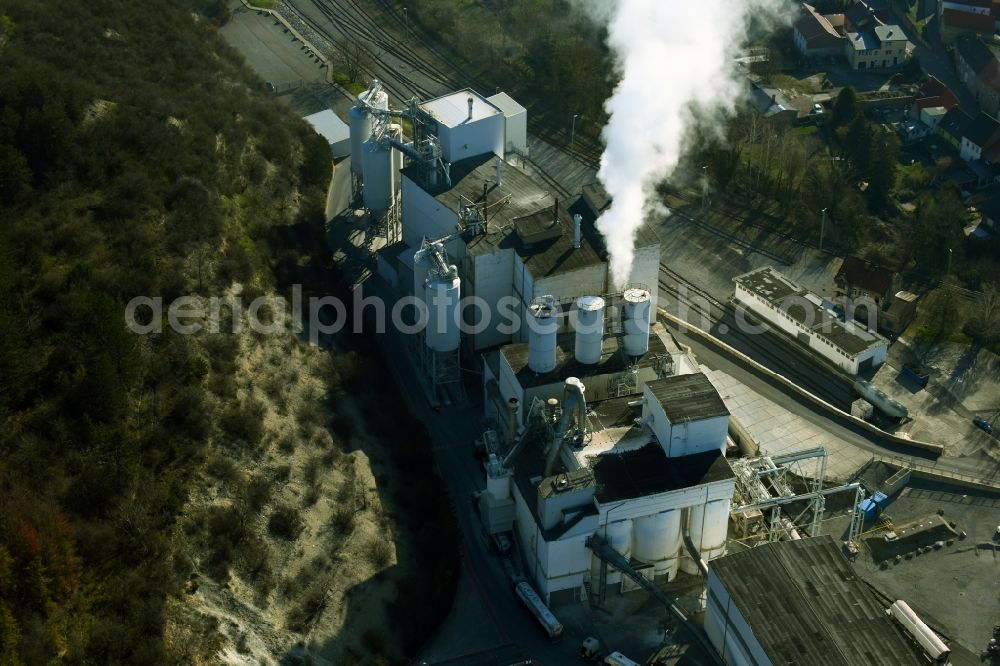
[534, 263, 607, 304]
[437, 114, 505, 163]
[666, 415, 729, 458]
[471, 248, 516, 350]
[503, 109, 527, 156]
[401, 175, 458, 246]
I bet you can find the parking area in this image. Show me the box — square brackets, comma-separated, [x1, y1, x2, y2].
[219, 4, 325, 90]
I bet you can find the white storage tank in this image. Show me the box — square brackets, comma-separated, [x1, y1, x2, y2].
[605, 519, 633, 560]
[348, 103, 371, 176]
[527, 296, 558, 373]
[623, 288, 652, 357]
[632, 511, 682, 579]
[701, 499, 730, 561]
[574, 296, 605, 365]
[362, 137, 393, 212]
[425, 273, 461, 352]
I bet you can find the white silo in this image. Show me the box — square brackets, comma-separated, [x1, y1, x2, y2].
[425, 273, 461, 352]
[527, 296, 558, 373]
[683, 500, 730, 574]
[605, 519, 633, 560]
[348, 103, 371, 176]
[632, 510, 682, 579]
[574, 296, 605, 365]
[623, 288, 652, 357]
[362, 137, 392, 212]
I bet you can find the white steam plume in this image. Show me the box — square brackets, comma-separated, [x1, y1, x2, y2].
[590, 0, 789, 287]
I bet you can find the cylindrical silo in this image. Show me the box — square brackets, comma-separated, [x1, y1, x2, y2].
[348, 104, 371, 176]
[700, 499, 730, 561]
[574, 296, 605, 365]
[527, 296, 558, 373]
[388, 122, 403, 198]
[605, 519, 633, 560]
[623, 288, 652, 357]
[362, 137, 392, 212]
[632, 511, 682, 579]
[425, 273, 461, 352]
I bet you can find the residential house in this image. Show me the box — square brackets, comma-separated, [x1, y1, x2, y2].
[920, 106, 949, 128]
[834, 256, 896, 309]
[937, 106, 973, 148]
[937, 0, 1000, 43]
[844, 0, 885, 31]
[914, 76, 960, 112]
[955, 36, 1000, 118]
[844, 24, 911, 70]
[960, 111, 1000, 161]
[748, 83, 799, 125]
[793, 3, 845, 56]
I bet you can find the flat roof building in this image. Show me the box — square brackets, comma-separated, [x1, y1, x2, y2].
[733, 267, 888, 375]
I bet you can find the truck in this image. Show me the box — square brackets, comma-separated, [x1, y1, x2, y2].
[853, 380, 908, 420]
[512, 578, 563, 641]
[604, 652, 642, 666]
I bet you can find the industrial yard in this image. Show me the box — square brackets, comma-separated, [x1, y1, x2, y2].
[212, 1, 1000, 665]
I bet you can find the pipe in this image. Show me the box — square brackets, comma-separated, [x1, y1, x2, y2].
[505, 397, 519, 449]
[573, 214, 582, 249]
[495, 157, 503, 187]
[467, 96, 474, 121]
[544, 378, 586, 476]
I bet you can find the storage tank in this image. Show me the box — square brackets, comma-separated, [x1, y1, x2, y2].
[527, 296, 558, 373]
[362, 137, 393, 212]
[632, 511, 682, 579]
[425, 273, 461, 352]
[698, 500, 730, 561]
[623, 288, 652, 357]
[348, 103, 371, 176]
[574, 296, 605, 365]
[605, 519, 633, 560]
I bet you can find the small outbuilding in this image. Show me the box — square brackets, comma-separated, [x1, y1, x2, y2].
[303, 109, 350, 159]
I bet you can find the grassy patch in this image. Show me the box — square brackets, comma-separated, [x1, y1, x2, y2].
[247, 0, 278, 9]
[767, 73, 824, 95]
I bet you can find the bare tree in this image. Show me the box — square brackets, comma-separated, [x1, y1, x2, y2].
[334, 36, 375, 84]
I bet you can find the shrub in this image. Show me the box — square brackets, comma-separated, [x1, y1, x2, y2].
[220, 400, 264, 447]
[366, 536, 392, 569]
[244, 475, 271, 512]
[267, 504, 302, 540]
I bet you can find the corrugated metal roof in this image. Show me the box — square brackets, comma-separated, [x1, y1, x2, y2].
[710, 536, 925, 666]
[645, 373, 730, 423]
[302, 109, 349, 145]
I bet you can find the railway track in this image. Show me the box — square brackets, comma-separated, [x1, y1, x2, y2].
[659, 262, 854, 407]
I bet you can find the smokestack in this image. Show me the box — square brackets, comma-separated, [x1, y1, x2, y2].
[505, 397, 519, 449]
[495, 157, 502, 187]
[545, 378, 587, 476]
[573, 214, 582, 249]
[467, 96, 474, 121]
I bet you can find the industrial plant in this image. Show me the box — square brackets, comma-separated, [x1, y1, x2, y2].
[345, 80, 977, 666]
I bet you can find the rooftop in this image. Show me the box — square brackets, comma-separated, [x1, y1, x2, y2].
[734, 267, 886, 357]
[835, 256, 894, 295]
[956, 35, 997, 77]
[963, 111, 1000, 148]
[938, 106, 973, 142]
[500, 322, 670, 389]
[942, 6, 995, 33]
[419, 89, 500, 128]
[844, 1, 883, 31]
[486, 91, 526, 117]
[795, 4, 843, 44]
[709, 535, 924, 666]
[645, 373, 730, 423]
[402, 154, 606, 278]
[873, 24, 906, 42]
[589, 444, 732, 503]
[846, 31, 880, 50]
[302, 109, 349, 145]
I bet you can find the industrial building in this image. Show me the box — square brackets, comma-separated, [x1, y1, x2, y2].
[476, 294, 738, 604]
[733, 267, 888, 375]
[704, 535, 934, 666]
[346, 80, 659, 399]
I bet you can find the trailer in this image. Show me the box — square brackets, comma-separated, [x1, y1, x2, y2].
[603, 652, 642, 666]
[512, 579, 563, 641]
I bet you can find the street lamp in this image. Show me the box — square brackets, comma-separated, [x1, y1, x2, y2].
[403, 7, 408, 34]
[571, 114, 580, 149]
[820, 207, 828, 252]
[947, 247, 953, 276]
[702, 165, 709, 209]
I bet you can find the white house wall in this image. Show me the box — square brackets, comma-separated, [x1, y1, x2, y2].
[472, 249, 516, 349]
[667, 415, 729, 458]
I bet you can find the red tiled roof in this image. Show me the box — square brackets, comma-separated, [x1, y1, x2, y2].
[915, 76, 960, 109]
[942, 7, 995, 32]
[835, 256, 894, 295]
[795, 3, 844, 48]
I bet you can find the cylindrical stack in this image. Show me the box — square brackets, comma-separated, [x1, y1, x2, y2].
[424, 272, 461, 352]
[527, 296, 558, 373]
[623, 288, 652, 357]
[632, 511, 682, 579]
[505, 397, 519, 448]
[362, 137, 392, 212]
[574, 296, 605, 365]
[388, 122, 403, 195]
[348, 104, 371, 176]
[412, 247, 436, 300]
